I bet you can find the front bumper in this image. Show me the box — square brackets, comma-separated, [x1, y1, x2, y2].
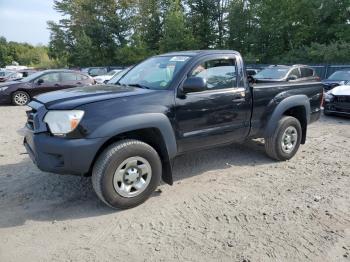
[24, 128, 106, 175]
[324, 101, 350, 116]
[0, 93, 11, 104]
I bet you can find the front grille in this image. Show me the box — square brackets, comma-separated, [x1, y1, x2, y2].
[26, 108, 37, 130]
[334, 96, 350, 103]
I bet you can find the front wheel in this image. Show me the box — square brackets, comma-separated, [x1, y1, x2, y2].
[323, 109, 332, 116]
[92, 139, 162, 209]
[265, 116, 302, 161]
[12, 91, 30, 106]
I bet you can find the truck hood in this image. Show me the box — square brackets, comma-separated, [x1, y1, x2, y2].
[328, 85, 350, 96]
[34, 84, 156, 110]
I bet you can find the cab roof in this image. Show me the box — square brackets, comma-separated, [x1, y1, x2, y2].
[158, 50, 240, 57]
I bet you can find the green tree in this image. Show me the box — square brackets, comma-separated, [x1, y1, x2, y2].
[136, 0, 162, 51]
[187, 0, 216, 49]
[160, 0, 195, 52]
[49, 0, 131, 66]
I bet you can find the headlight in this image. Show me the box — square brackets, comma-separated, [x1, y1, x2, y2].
[44, 110, 84, 136]
[0, 86, 8, 91]
[324, 92, 334, 102]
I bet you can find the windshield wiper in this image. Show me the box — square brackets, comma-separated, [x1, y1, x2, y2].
[127, 83, 150, 89]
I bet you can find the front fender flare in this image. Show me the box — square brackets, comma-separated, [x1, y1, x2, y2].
[89, 113, 177, 159]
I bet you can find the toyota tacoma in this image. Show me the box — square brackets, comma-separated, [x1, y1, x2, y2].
[23, 50, 323, 209]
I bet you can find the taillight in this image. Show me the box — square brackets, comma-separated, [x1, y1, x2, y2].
[321, 92, 325, 107]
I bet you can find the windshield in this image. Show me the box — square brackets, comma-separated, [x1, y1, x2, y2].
[118, 56, 191, 90]
[254, 68, 289, 79]
[19, 71, 45, 82]
[328, 71, 350, 81]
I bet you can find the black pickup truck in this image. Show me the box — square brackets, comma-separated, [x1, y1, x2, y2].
[23, 50, 323, 209]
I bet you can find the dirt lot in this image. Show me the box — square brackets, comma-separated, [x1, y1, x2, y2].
[0, 106, 349, 262]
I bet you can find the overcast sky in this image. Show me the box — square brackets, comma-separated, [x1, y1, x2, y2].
[0, 0, 62, 45]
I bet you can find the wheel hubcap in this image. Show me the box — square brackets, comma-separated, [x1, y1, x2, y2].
[14, 93, 28, 105]
[113, 156, 152, 198]
[281, 126, 298, 154]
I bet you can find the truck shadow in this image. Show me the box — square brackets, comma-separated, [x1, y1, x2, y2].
[0, 139, 270, 228]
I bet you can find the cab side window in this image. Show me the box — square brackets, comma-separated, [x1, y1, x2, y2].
[289, 68, 301, 79]
[191, 59, 237, 90]
[300, 68, 314, 78]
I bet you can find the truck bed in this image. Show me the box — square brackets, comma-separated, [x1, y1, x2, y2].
[249, 81, 324, 137]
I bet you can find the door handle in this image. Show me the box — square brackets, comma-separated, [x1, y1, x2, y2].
[77, 82, 82, 84]
[232, 91, 246, 102]
[232, 98, 246, 103]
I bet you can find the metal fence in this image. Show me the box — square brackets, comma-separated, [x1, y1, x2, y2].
[246, 64, 350, 80]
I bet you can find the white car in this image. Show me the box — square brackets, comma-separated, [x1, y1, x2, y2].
[324, 85, 350, 116]
[93, 69, 123, 84]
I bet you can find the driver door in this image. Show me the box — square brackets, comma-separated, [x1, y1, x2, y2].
[175, 55, 251, 153]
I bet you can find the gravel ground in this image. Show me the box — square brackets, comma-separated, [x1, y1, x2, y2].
[0, 105, 349, 262]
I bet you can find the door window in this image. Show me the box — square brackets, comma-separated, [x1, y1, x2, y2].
[191, 59, 237, 90]
[38, 73, 60, 83]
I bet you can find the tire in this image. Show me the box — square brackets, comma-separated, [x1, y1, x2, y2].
[265, 116, 302, 161]
[12, 91, 30, 106]
[323, 109, 332, 116]
[92, 139, 162, 209]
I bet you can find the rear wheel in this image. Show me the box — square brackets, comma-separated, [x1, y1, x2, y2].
[92, 139, 162, 209]
[12, 91, 30, 106]
[265, 116, 302, 161]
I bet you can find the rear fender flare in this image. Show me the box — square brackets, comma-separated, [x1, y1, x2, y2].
[264, 95, 310, 138]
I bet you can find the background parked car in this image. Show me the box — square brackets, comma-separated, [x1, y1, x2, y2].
[0, 71, 23, 82]
[246, 68, 260, 76]
[324, 85, 350, 116]
[253, 65, 319, 83]
[17, 69, 38, 78]
[81, 67, 108, 77]
[106, 68, 131, 85]
[0, 69, 38, 82]
[93, 69, 123, 84]
[81, 66, 125, 77]
[0, 70, 15, 82]
[0, 69, 93, 106]
[322, 70, 350, 91]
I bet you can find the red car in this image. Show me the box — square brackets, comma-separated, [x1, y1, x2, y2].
[0, 69, 94, 106]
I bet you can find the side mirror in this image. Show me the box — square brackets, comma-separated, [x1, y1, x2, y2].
[182, 77, 207, 94]
[287, 75, 297, 81]
[37, 79, 44, 85]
